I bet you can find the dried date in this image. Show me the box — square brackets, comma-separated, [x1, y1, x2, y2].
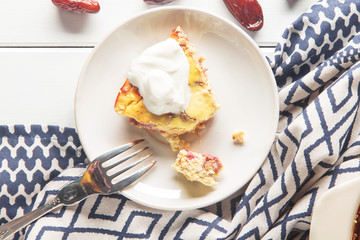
[223, 0, 264, 31]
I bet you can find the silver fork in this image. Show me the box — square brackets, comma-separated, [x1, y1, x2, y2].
[0, 139, 155, 240]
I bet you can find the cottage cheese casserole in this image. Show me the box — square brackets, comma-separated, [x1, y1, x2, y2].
[114, 26, 219, 151]
[172, 149, 223, 186]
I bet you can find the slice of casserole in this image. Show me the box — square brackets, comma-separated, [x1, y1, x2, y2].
[171, 149, 223, 186]
[114, 26, 219, 151]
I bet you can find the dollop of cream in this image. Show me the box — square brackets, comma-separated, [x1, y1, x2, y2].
[128, 38, 190, 115]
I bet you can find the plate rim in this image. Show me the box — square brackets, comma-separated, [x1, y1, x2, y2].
[310, 176, 360, 239]
[74, 6, 279, 210]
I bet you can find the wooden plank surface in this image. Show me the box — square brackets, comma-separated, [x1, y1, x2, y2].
[0, 0, 317, 47]
[0, 0, 317, 126]
[0, 48, 91, 127]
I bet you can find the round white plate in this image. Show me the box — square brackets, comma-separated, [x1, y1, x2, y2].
[75, 6, 279, 210]
[310, 177, 360, 239]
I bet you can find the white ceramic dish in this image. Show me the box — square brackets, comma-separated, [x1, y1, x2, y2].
[310, 177, 360, 239]
[75, 6, 279, 210]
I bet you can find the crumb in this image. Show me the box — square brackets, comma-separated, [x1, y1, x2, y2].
[232, 130, 245, 144]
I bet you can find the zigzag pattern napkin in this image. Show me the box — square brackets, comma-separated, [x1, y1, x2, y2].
[1, 0, 360, 239]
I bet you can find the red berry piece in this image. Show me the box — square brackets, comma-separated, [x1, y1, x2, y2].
[223, 0, 264, 31]
[52, 0, 100, 14]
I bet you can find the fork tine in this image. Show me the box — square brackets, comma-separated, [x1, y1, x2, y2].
[109, 154, 152, 179]
[112, 161, 156, 191]
[93, 139, 144, 163]
[103, 147, 149, 169]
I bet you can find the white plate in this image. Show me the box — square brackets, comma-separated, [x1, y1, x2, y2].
[75, 6, 279, 210]
[310, 177, 360, 239]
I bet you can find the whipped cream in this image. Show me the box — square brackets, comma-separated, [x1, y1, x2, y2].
[128, 38, 190, 115]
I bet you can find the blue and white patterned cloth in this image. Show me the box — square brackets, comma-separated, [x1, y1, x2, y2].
[1, 0, 360, 239]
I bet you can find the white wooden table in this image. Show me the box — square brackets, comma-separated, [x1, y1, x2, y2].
[0, 0, 316, 128]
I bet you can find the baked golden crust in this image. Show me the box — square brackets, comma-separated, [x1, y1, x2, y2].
[171, 149, 223, 186]
[114, 26, 219, 151]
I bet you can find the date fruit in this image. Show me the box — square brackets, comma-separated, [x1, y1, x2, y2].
[143, 0, 175, 4]
[52, 0, 100, 14]
[223, 0, 264, 31]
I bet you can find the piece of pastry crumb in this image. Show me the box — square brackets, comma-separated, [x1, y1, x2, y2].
[232, 130, 245, 144]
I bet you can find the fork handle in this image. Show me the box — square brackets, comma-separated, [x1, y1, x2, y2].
[0, 197, 63, 240]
